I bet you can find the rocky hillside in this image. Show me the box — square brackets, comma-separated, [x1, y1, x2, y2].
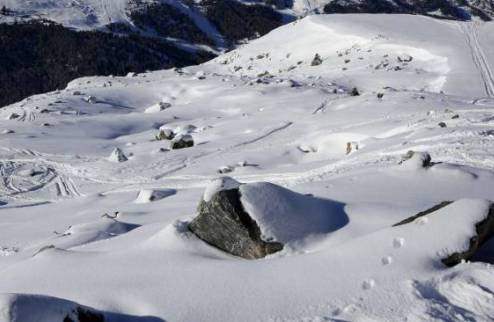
[1, 0, 494, 107]
[323, 0, 494, 21]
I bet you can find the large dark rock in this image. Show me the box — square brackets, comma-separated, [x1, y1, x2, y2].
[442, 204, 494, 267]
[64, 307, 104, 322]
[394, 201, 494, 267]
[189, 187, 283, 259]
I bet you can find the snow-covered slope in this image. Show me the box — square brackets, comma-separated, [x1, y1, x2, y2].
[1, 14, 494, 322]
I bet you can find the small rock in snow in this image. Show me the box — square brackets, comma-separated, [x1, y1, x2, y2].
[156, 128, 175, 141]
[135, 189, 176, 204]
[218, 166, 234, 174]
[108, 148, 128, 163]
[311, 53, 323, 66]
[362, 279, 376, 290]
[85, 96, 97, 104]
[381, 256, 393, 265]
[170, 134, 194, 150]
[400, 151, 432, 169]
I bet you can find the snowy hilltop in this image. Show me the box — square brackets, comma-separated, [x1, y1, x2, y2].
[1, 13, 494, 322]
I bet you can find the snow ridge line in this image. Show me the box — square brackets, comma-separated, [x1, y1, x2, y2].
[461, 22, 494, 97]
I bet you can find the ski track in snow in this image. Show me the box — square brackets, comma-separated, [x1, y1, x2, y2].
[461, 22, 494, 97]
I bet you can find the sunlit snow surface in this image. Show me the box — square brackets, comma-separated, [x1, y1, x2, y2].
[1, 14, 494, 322]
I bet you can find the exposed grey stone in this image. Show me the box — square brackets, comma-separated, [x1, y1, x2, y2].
[189, 188, 283, 259]
[156, 128, 175, 141]
[170, 134, 194, 149]
[311, 53, 323, 66]
[350, 87, 360, 96]
[108, 148, 128, 163]
[64, 306, 104, 322]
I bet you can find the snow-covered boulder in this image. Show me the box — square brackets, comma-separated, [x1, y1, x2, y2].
[170, 134, 194, 150]
[394, 200, 494, 267]
[0, 293, 104, 322]
[156, 128, 175, 141]
[189, 178, 348, 259]
[108, 147, 128, 163]
[85, 96, 97, 104]
[6, 113, 20, 120]
[135, 189, 176, 204]
[48, 218, 140, 250]
[144, 102, 172, 114]
[400, 150, 432, 169]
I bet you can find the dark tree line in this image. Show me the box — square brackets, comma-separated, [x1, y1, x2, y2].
[0, 21, 214, 107]
[202, 0, 289, 45]
[324, 0, 490, 21]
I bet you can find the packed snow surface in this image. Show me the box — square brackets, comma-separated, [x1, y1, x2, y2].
[1, 14, 494, 322]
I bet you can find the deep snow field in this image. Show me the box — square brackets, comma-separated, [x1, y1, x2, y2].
[1, 14, 494, 322]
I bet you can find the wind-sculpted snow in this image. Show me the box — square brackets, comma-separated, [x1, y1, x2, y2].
[0, 14, 494, 322]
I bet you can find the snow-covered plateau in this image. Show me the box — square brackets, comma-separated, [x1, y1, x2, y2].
[1, 14, 494, 322]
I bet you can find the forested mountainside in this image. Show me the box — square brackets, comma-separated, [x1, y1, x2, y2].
[1, 0, 493, 107]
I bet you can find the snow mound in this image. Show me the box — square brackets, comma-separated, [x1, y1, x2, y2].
[0, 293, 156, 322]
[203, 177, 241, 202]
[240, 182, 349, 244]
[44, 218, 140, 250]
[0, 293, 103, 322]
[411, 263, 494, 321]
[135, 189, 176, 204]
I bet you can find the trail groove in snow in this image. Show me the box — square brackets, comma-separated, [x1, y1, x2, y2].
[461, 22, 494, 97]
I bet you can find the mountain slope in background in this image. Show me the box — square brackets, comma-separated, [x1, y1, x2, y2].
[0, 0, 291, 107]
[323, 0, 494, 21]
[1, 0, 494, 108]
[1, 13, 494, 322]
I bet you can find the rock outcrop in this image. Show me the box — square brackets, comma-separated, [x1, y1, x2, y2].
[394, 200, 494, 267]
[189, 177, 348, 259]
[170, 134, 194, 149]
[189, 183, 283, 259]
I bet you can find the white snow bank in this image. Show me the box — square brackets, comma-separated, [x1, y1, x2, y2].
[240, 182, 349, 244]
[410, 263, 494, 321]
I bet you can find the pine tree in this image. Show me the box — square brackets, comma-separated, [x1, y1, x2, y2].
[1, 6, 8, 16]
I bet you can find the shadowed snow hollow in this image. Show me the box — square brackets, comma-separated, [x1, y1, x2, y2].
[240, 182, 349, 245]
